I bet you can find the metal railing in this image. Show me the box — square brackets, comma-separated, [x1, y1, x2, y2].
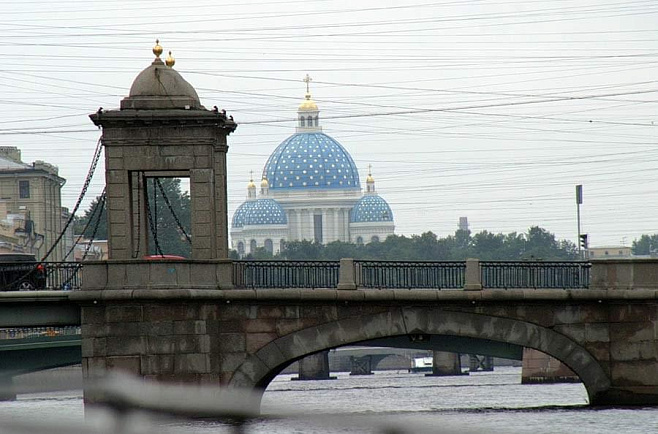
[0, 262, 83, 291]
[0, 326, 81, 340]
[44, 262, 83, 290]
[480, 261, 590, 289]
[233, 260, 340, 289]
[355, 261, 466, 289]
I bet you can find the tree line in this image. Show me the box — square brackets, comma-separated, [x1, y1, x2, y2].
[236, 226, 580, 261]
[74, 183, 657, 261]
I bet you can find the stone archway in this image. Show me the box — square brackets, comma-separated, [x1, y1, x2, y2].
[229, 307, 611, 404]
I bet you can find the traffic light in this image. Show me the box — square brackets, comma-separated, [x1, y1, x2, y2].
[579, 234, 588, 249]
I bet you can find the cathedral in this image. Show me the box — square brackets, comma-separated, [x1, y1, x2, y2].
[231, 79, 395, 256]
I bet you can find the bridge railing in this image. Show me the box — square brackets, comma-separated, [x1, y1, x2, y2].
[233, 260, 340, 289]
[354, 260, 466, 289]
[480, 261, 590, 289]
[0, 261, 83, 291]
[0, 326, 81, 340]
[44, 262, 83, 290]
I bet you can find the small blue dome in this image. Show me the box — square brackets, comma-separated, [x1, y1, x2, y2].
[232, 201, 256, 228]
[243, 198, 287, 226]
[350, 195, 394, 223]
[264, 132, 361, 191]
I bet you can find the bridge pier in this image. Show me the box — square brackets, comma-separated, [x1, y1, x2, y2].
[349, 356, 374, 376]
[0, 376, 15, 401]
[426, 351, 467, 376]
[469, 354, 494, 372]
[293, 351, 336, 381]
[521, 348, 579, 384]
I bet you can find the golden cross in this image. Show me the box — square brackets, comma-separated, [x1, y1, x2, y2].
[249, 170, 253, 181]
[368, 164, 372, 175]
[303, 74, 312, 93]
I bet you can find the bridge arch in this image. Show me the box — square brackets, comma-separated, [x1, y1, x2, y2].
[229, 308, 611, 404]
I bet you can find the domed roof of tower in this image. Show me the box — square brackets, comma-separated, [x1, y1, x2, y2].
[263, 132, 361, 191]
[121, 40, 202, 110]
[299, 92, 318, 111]
[350, 195, 394, 223]
[243, 198, 287, 226]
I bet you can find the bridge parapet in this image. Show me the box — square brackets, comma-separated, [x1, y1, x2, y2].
[590, 258, 658, 290]
[80, 259, 233, 291]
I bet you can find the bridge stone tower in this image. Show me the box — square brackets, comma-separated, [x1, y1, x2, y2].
[89, 42, 236, 259]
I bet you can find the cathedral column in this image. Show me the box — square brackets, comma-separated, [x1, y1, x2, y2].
[333, 208, 340, 241]
[309, 209, 315, 242]
[322, 209, 329, 243]
[343, 208, 350, 242]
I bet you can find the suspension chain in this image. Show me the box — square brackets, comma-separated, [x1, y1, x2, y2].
[143, 174, 164, 256]
[64, 187, 106, 261]
[156, 178, 192, 244]
[41, 136, 103, 262]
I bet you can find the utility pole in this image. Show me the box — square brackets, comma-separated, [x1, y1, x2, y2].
[576, 185, 586, 259]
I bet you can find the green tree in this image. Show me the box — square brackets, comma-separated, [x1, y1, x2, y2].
[145, 178, 191, 257]
[73, 194, 107, 239]
[75, 178, 192, 257]
[632, 234, 658, 255]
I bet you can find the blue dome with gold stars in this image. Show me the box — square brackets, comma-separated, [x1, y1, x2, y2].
[263, 132, 361, 191]
[350, 195, 394, 223]
[243, 198, 287, 226]
[231, 201, 255, 228]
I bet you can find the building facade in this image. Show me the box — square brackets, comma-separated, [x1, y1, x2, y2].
[231, 83, 394, 256]
[0, 146, 67, 260]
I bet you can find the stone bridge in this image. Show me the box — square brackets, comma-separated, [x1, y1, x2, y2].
[73, 258, 658, 407]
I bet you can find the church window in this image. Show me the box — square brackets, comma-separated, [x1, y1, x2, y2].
[356, 236, 363, 245]
[371, 236, 380, 243]
[315, 116, 319, 126]
[250, 239, 257, 253]
[307, 116, 313, 125]
[300, 117, 305, 127]
[264, 239, 273, 254]
[237, 242, 245, 256]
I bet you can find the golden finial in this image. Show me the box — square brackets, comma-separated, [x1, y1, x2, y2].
[260, 176, 269, 188]
[153, 39, 163, 58]
[165, 51, 175, 67]
[366, 164, 374, 183]
[247, 171, 256, 188]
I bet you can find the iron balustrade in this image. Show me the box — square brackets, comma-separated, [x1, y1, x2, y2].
[480, 261, 590, 289]
[233, 260, 340, 289]
[44, 262, 83, 290]
[0, 326, 81, 340]
[355, 261, 466, 289]
[0, 262, 83, 291]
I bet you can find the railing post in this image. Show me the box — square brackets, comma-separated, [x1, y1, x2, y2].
[464, 258, 482, 291]
[337, 258, 357, 290]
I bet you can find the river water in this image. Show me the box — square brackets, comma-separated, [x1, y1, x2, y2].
[1, 367, 657, 433]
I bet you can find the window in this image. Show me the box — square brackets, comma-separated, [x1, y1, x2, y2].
[300, 116, 305, 127]
[307, 116, 313, 126]
[19, 180, 29, 199]
[237, 242, 245, 256]
[356, 236, 363, 245]
[264, 239, 273, 254]
[314, 116, 319, 126]
[313, 214, 323, 243]
[250, 239, 257, 253]
[371, 235, 380, 243]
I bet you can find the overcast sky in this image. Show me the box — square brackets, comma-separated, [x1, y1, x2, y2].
[1, 0, 657, 247]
